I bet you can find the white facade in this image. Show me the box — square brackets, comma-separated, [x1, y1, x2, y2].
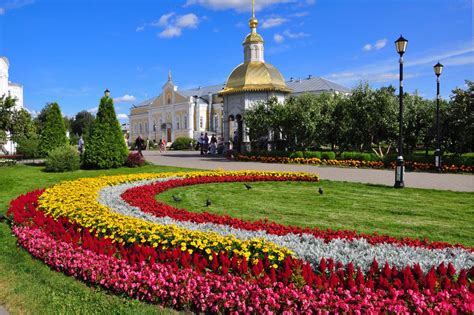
[1, 56, 25, 155]
[0, 57, 24, 110]
[129, 75, 224, 145]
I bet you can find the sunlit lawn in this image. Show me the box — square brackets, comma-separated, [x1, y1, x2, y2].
[157, 181, 474, 247]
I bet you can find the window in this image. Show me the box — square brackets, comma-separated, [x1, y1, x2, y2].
[139, 123, 142, 134]
[145, 123, 148, 133]
[183, 115, 188, 129]
[199, 116, 203, 129]
[214, 115, 219, 130]
[175, 116, 180, 130]
[167, 92, 172, 104]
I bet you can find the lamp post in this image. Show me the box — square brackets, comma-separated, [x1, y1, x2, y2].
[394, 35, 408, 188]
[433, 62, 444, 172]
[104, 89, 110, 98]
[153, 123, 157, 143]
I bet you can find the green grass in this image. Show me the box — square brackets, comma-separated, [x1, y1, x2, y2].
[0, 164, 193, 315]
[157, 181, 474, 247]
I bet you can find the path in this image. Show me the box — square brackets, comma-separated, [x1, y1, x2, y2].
[143, 151, 474, 192]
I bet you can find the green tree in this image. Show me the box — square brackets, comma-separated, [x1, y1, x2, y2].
[0, 95, 16, 132]
[83, 95, 128, 169]
[70, 110, 95, 138]
[444, 80, 474, 153]
[38, 102, 68, 156]
[10, 108, 36, 143]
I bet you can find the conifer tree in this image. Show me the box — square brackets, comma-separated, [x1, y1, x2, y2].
[39, 102, 68, 156]
[83, 94, 128, 168]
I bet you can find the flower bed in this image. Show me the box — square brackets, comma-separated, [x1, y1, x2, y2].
[236, 155, 474, 173]
[6, 171, 474, 313]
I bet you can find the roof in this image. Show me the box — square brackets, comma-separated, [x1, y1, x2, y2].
[132, 76, 349, 108]
[0, 57, 10, 68]
[220, 61, 292, 96]
[287, 76, 350, 93]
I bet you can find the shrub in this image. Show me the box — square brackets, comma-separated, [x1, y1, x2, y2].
[303, 151, 322, 159]
[16, 137, 40, 159]
[45, 146, 80, 172]
[321, 151, 336, 160]
[126, 152, 145, 168]
[0, 158, 16, 167]
[38, 102, 68, 157]
[83, 96, 128, 169]
[171, 137, 196, 150]
[289, 151, 304, 158]
[341, 151, 381, 162]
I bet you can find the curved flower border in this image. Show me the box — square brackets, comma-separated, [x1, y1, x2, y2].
[6, 171, 474, 313]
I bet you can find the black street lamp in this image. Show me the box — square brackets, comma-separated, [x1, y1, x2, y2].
[104, 89, 110, 98]
[434, 61, 444, 172]
[394, 35, 408, 188]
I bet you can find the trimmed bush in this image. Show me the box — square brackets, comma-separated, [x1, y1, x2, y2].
[83, 96, 128, 169]
[321, 151, 336, 160]
[38, 103, 68, 157]
[303, 151, 322, 159]
[45, 146, 80, 172]
[170, 137, 196, 150]
[126, 152, 145, 168]
[341, 151, 381, 162]
[289, 151, 304, 158]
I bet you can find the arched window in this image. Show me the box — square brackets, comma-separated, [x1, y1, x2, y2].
[214, 115, 219, 130]
[167, 92, 172, 104]
[199, 116, 203, 129]
[183, 115, 188, 129]
[139, 123, 142, 134]
[175, 116, 180, 130]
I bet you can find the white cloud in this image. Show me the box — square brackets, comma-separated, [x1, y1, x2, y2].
[274, 33, 284, 43]
[443, 55, 474, 66]
[159, 26, 182, 38]
[0, 8, 5, 15]
[282, 30, 309, 39]
[184, 0, 297, 12]
[147, 12, 200, 39]
[363, 38, 387, 52]
[363, 44, 372, 51]
[176, 13, 199, 28]
[157, 12, 175, 26]
[117, 113, 128, 120]
[374, 38, 387, 50]
[88, 107, 98, 114]
[262, 17, 287, 29]
[135, 25, 145, 32]
[114, 94, 137, 103]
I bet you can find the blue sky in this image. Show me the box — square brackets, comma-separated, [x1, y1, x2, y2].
[0, 0, 472, 122]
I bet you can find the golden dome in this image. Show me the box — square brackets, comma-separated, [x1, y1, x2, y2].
[220, 61, 292, 95]
[243, 32, 264, 45]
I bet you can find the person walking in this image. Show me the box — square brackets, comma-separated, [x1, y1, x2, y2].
[78, 136, 84, 156]
[210, 134, 217, 155]
[204, 133, 209, 154]
[199, 133, 205, 155]
[135, 136, 144, 157]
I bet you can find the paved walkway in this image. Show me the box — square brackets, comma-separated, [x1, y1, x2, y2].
[144, 151, 474, 192]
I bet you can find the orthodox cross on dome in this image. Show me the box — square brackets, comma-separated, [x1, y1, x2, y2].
[249, 0, 258, 32]
[252, 0, 255, 18]
[168, 70, 172, 82]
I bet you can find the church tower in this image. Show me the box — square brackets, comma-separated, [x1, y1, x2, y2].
[220, 0, 291, 152]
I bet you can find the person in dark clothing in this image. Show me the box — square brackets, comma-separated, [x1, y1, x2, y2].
[135, 136, 144, 157]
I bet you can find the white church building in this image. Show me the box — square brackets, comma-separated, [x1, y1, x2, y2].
[129, 5, 349, 149]
[1, 56, 24, 154]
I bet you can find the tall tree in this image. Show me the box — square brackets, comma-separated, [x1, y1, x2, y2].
[10, 108, 36, 142]
[38, 102, 68, 156]
[70, 110, 95, 138]
[83, 95, 128, 169]
[444, 80, 474, 153]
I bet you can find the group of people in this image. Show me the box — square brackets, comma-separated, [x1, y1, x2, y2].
[197, 132, 218, 155]
[134, 136, 167, 156]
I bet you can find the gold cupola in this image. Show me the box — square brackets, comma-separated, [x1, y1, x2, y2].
[220, 0, 291, 96]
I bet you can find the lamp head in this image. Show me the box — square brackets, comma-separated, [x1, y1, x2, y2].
[395, 35, 408, 56]
[434, 62, 444, 77]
